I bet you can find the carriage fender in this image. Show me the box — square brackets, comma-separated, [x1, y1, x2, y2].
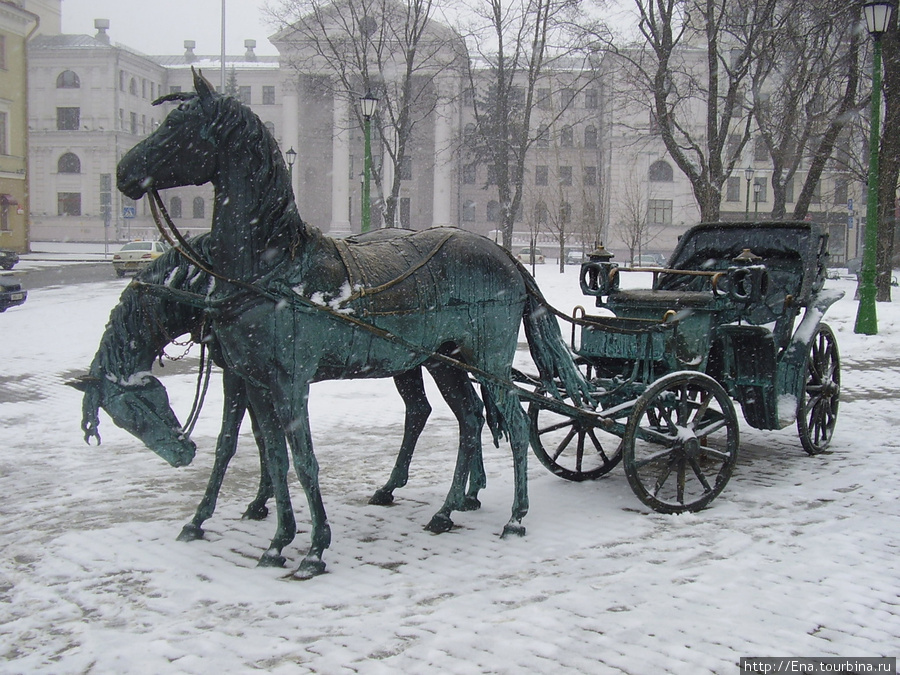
[774, 288, 844, 428]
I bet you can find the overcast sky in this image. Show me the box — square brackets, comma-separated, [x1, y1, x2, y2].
[60, 0, 280, 56]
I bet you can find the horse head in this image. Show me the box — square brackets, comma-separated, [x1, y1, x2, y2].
[68, 374, 197, 468]
[117, 68, 220, 200]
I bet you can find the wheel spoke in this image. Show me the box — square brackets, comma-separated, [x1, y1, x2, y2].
[552, 427, 578, 461]
[539, 419, 575, 435]
[687, 456, 713, 493]
[586, 428, 612, 465]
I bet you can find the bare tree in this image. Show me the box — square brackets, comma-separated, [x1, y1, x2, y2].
[459, 0, 593, 250]
[612, 165, 660, 264]
[876, 13, 900, 300]
[616, 0, 778, 222]
[266, 0, 465, 228]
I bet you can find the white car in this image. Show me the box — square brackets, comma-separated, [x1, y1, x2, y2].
[112, 240, 170, 277]
[517, 247, 545, 264]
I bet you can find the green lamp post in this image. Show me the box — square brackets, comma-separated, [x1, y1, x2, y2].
[360, 92, 378, 233]
[855, 0, 894, 335]
[744, 166, 754, 221]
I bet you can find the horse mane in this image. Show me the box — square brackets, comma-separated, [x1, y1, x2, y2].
[90, 240, 214, 382]
[205, 95, 310, 263]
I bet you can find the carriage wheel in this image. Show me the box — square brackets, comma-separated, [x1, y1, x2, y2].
[528, 384, 623, 482]
[797, 323, 840, 455]
[623, 372, 739, 514]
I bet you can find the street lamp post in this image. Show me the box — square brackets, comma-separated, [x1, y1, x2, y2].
[855, 0, 894, 335]
[744, 166, 755, 221]
[285, 146, 297, 192]
[360, 92, 378, 233]
[753, 181, 761, 219]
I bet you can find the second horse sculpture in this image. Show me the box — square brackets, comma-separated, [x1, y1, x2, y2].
[116, 69, 590, 577]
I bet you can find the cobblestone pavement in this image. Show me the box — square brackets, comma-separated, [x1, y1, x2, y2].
[0, 276, 897, 674]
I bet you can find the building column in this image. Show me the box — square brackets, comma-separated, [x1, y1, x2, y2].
[331, 94, 351, 235]
[432, 85, 456, 229]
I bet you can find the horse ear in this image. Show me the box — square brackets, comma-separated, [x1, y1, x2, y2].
[192, 67, 216, 101]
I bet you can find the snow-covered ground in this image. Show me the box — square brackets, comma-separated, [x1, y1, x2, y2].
[1, 261, 898, 674]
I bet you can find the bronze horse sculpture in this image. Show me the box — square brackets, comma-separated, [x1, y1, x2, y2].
[73, 233, 489, 542]
[116, 69, 590, 577]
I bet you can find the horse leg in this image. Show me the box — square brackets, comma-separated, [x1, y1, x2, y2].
[422, 360, 486, 533]
[276, 384, 331, 578]
[177, 369, 248, 542]
[369, 368, 432, 506]
[242, 402, 273, 521]
[245, 387, 296, 568]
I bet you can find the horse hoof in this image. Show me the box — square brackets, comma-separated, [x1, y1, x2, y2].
[500, 522, 526, 539]
[368, 490, 394, 506]
[459, 495, 482, 512]
[242, 504, 269, 521]
[424, 513, 454, 534]
[257, 552, 287, 568]
[176, 524, 204, 542]
[292, 558, 326, 579]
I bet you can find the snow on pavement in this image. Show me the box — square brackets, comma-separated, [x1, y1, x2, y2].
[0, 264, 897, 674]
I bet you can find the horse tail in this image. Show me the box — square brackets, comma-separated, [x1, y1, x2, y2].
[519, 267, 593, 407]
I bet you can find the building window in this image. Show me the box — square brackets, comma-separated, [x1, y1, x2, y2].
[648, 199, 673, 225]
[170, 196, 182, 218]
[785, 177, 795, 203]
[584, 88, 598, 109]
[170, 85, 182, 95]
[536, 125, 550, 148]
[754, 136, 768, 162]
[726, 176, 740, 202]
[0, 35, 5, 71]
[463, 163, 477, 184]
[264, 121, 276, 137]
[584, 125, 597, 149]
[584, 166, 597, 187]
[238, 86, 251, 105]
[263, 86, 276, 105]
[462, 200, 476, 222]
[193, 197, 205, 219]
[56, 107, 80, 131]
[129, 78, 138, 95]
[727, 134, 741, 161]
[119, 70, 126, 91]
[560, 125, 574, 148]
[535, 201, 548, 224]
[535, 165, 548, 186]
[559, 165, 572, 186]
[399, 197, 411, 228]
[464, 123, 477, 146]
[537, 88, 551, 110]
[0, 112, 7, 155]
[57, 192, 82, 216]
[57, 152, 81, 174]
[399, 156, 412, 181]
[463, 88, 475, 107]
[834, 176, 849, 206]
[56, 70, 80, 88]
[809, 179, 821, 204]
[142, 79, 148, 98]
[487, 200, 501, 222]
[560, 88, 576, 109]
[130, 112, 138, 135]
[649, 160, 674, 182]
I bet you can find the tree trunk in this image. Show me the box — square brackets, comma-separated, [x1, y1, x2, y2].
[877, 26, 900, 301]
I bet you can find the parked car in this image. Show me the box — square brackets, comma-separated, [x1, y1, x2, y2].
[565, 249, 586, 265]
[632, 253, 667, 268]
[0, 249, 19, 270]
[112, 240, 170, 277]
[517, 247, 545, 264]
[0, 273, 26, 312]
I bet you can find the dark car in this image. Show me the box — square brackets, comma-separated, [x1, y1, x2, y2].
[0, 249, 19, 270]
[0, 273, 26, 312]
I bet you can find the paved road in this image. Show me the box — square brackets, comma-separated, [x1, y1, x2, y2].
[14, 261, 116, 290]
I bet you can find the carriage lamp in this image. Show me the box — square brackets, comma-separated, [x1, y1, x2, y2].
[744, 166, 754, 221]
[855, 0, 895, 335]
[360, 93, 379, 233]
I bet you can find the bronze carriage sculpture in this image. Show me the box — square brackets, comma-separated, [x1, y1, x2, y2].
[78, 69, 842, 576]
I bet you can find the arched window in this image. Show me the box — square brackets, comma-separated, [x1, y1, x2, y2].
[649, 160, 674, 182]
[57, 152, 81, 174]
[487, 200, 501, 222]
[584, 125, 598, 149]
[170, 196, 182, 218]
[192, 197, 205, 219]
[56, 70, 80, 88]
[462, 200, 476, 222]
